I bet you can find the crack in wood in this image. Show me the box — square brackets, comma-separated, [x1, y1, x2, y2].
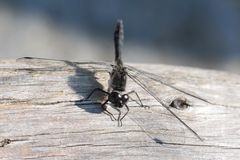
[64, 143, 121, 148]
[24, 154, 67, 159]
[14, 129, 106, 138]
[153, 138, 240, 150]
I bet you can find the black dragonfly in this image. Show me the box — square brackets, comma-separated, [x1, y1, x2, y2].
[80, 20, 148, 127]
[80, 20, 208, 141]
[20, 20, 219, 141]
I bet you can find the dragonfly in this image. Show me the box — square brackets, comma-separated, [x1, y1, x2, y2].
[80, 20, 149, 127]
[79, 20, 208, 141]
[19, 20, 221, 141]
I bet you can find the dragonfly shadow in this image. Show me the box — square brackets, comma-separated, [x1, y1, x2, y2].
[65, 61, 105, 114]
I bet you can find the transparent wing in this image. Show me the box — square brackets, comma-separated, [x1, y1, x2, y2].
[126, 66, 203, 141]
[126, 65, 232, 106]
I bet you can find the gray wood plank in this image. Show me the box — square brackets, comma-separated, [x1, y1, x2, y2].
[0, 57, 240, 160]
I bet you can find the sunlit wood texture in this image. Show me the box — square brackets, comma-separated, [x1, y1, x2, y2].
[0, 57, 240, 159]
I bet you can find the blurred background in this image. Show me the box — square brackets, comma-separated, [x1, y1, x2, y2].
[0, 0, 239, 73]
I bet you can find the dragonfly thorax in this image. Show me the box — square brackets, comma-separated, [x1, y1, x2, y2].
[109, 66, 127, 91]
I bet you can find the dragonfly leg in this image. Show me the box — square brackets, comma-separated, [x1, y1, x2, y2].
[120, 104, 129, 122]
[127, 90, 149, 108]
[128, 96, 142, 107]
[101, 100, 116, 121]
[112, 106, 122, 126]
[82, 88, 109, 101]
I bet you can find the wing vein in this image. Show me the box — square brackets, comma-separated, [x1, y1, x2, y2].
[127, 70, 203, 141]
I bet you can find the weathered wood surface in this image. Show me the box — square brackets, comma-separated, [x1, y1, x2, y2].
[0, 57, 240, 160]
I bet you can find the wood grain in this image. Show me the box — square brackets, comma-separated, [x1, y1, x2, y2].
[0, 57, 240, 160]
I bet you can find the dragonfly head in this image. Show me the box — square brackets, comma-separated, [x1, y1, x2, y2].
[109, 91, 129, 108]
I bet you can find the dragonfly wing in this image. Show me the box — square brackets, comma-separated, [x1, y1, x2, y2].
[126, 65, 240, 107]
[127, 69, 203, 141]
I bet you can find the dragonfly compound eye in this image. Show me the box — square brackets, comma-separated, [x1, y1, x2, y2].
[118, 94, 122, 98]
[121, 94, 129, 104]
